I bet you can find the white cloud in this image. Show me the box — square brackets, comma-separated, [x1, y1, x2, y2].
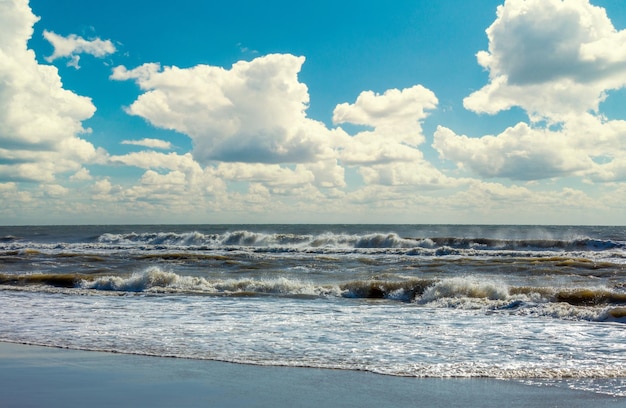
[111, 58, 453, 191]
[43, 30, 116, 69]
[343, 184, 426, 208]
[301, 159, 346, 189]
[216, 162, 314, 187]
[109, 151, 227, 196]
[121, 138, 173, 150]
[434, 0, 626, 183]
[3, 1, 625, 224]
[41, 183, 69, 197]
[111, 54, 336, 165]
[434, 112, 626, 182]
[331, 85, 455, 188]
[0, 0, 100, 183]
[69, 168, 92, 181]
[0, 182, 17, 193]
[109, 151, 201, 172]
[92, 178, 113, 197]
[449, 181, 600, 217]
[464, 0, 626, 121]
[339, 135, 424, 166]
[433, 124, 593, 180]
[333, 85, 438, 146]
[358, 161, 459, 188]
[139, 170, 186, 186]
[91, 177, 123, 204]
[0, 182, 32, 217]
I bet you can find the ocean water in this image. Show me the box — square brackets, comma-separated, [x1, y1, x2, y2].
[0, 224, 625, 396]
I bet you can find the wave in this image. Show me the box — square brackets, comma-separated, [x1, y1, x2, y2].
[94, 230, 625, 253]
[419, 277, 510, 302]
[78, 271, 524, 306]
[4, 269, 626, 323]
[1, 230, 623, 265]
[79, 267, 343, 298]
[0, 273, 81, 288]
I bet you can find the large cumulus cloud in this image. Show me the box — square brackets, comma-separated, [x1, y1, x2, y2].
[334, 85, 459, 188]
[0, 0, 101, 182]
[111, 57, 455, 190]
[464, 0, 626, 119]
[111, 54, 337, 165]
[435, 0, 626, 182]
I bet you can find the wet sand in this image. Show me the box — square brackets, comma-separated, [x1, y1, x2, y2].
[0, 342, 622, 408]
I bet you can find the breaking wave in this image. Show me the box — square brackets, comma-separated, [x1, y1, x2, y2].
[93, 230, 625, 255]
[79, 267, 342, 298]
[4, 269, 625, 323]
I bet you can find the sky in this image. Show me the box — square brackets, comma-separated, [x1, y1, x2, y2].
[1, 0, 626, 225]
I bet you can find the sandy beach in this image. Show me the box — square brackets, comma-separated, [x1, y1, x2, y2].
[0, 342, 623, 408]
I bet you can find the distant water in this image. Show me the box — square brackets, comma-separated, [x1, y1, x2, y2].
[1, 225, 625, 396]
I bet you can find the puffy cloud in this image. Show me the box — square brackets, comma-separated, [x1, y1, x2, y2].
[70, 168, 92, 181]
[358, 161, 460, 188]
[108, 151, 227, 195]
[112, 57, 452, 191]
[0, 182, 32, 219]
[342, 185, 437, 211]
[0, 0, 99, 182]
[215, 163, 314, 187]
[434, 112, 626, 182]
[0, 182, 18, 194]
[412, 181, 602, 225]
[0, 0, 36, 50]
[332, 87, 436, 159]
[43, 30, 116, 69]
[464, 0, 626, 120]
[301, 159, 346, 189]
[435, 0, 626, 183]
[109, 151, 201, 173]
[452, 182, 599, 215]
[333, 85, 438, 146]
[111, 54, 335, 165]
[41, 183, 68, 197]
[331, 85, 455, 188]
[339, 135, 424, 166]
[92, 178, 113, 198]
[139, 170, 186, 186]
[433, 124, 592, 180]
[193, 159, 345, 194]
[120, 170, 189, 204]
[121, 138, 173, 150]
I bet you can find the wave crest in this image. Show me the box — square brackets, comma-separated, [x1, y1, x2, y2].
[79, 267, 342, 297]
[81, 268, 188, 292]
[93, 230, 625, 254]
[419, 277, 510, 303]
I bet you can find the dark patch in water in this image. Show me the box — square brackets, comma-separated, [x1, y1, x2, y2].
[555, 289, 626, 306]
[341, 278, 434, 301]
[0, 273, 85, 288]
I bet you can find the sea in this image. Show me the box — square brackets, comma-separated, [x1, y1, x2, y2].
[0, 224, 625, 396]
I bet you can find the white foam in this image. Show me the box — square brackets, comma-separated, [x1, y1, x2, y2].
[2, 289, 625, 390]
[81, 267, 196, 292]
[419, 277, 510, 303]
[80, 267, 342, 297]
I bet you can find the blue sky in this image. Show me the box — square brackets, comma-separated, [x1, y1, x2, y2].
[1, 0, 626, 225]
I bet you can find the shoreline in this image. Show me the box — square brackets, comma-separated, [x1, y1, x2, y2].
[1, 342, 623, 407]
